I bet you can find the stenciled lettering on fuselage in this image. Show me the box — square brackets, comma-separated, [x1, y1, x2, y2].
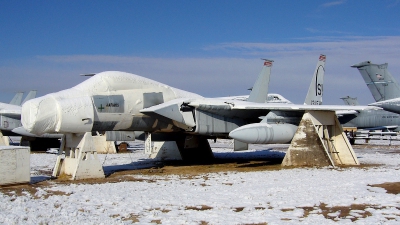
[382, 115, 399, 119]
[310, 100, 322, 105]
[92, 95, 124, 113]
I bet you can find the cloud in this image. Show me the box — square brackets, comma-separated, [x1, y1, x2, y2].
[320, 0, 347, 8]
[203, 36, 400, 54]
[1, 36, 400, 106]
[305, 28, 353, 35]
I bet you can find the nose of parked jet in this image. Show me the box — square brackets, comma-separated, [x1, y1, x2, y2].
[22, 92, 95, 135]
[22, 96, 59, 135]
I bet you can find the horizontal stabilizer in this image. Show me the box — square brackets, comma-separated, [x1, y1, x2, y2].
[80, 73, 97, 76]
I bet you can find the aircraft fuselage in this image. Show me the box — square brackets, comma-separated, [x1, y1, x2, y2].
[339, 109, 400, 131]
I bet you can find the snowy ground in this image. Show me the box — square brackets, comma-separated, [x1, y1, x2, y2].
[1, 139, 400, 224]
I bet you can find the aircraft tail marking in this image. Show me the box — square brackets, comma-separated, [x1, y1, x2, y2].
[304, 54, 325, 105]
[247, 59, 273, 103]
[352, 61, 400, 101]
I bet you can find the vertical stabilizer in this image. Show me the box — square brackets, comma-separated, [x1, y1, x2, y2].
[304, 54, 326, 105]
[21, 90, 37, 105]
[247, 59, 273, 103]
[340, 96, 359, 106]
[351, 61, 400, 101]
[9, 92, 24, 105]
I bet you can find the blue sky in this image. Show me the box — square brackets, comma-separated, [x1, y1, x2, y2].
[1, 0, 400, 104]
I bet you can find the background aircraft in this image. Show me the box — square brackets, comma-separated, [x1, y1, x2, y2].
[9, 92, 23, 106]
[340, 96, 359, 106]
[352, 61, 400, 115]
[0, 90, 61, 149]
[229, 53, 327, 144]
[339, 95, 400, 132]
[1, 90, 36, 136]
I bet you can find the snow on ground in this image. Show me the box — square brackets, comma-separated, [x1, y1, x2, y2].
[1, 139, 400, 224]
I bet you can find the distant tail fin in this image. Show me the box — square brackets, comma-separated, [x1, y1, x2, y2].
[304, 54, 325, 105]
[340, 96, 359, 106]
[351, 61, 400, 101]
[9, 92, 24, 105]
[247, 59, 273, 103]
[21, 90, 37, 105]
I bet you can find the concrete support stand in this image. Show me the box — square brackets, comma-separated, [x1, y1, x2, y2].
[0, 131, 10, 146]
[145, 132, 213, 162]
[52, 133, 105, 180]
[145, 132, 182, 160]
[282, 111, 359, 167]
[92, 135, 117, 154]
[0, 146, 30, 185]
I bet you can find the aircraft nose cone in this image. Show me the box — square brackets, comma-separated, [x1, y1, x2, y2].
[22, 96, 58, 135]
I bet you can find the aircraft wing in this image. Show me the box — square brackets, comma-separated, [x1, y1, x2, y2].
[0, 109, 21, 119]
[187, 98, 379, 111]
[141, 98, 380, 124]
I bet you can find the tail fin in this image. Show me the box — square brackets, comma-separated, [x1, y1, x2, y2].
[351, 61, 400, 101]
[340, 96, 359, 106]
[304, 54, 325, 105]
[21, 90, 37, 105]
[9, 92, 24, 105]
[247, 59, 273, 103]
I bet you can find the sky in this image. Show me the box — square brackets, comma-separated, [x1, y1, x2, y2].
[1, 0, 400, 105]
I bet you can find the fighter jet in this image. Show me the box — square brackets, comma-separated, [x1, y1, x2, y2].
[21, 56, 375, 160]
[229, 54, 326, 144]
